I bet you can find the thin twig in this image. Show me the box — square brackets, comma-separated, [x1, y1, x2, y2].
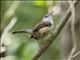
[72, 51, 80, 58]
[67, 1, 76, 60]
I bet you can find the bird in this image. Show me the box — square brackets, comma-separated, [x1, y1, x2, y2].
[31, 11, 54, 40]
[12, 11, 54, 40]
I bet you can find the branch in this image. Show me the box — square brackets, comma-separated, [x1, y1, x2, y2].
[1, 17, 17, 45]
[0, 1, 20, 58]
[0, 17, 17, 58]
[72, 51, 80, 58]
[1, 1, 20, 33]
[67, 1, 76, 60]
[67, 1, 80, 60]
[32, 4, 71, 60]
[31, 1, 79, 60]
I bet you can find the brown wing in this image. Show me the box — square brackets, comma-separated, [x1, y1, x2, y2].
[33, 21, 52, 32]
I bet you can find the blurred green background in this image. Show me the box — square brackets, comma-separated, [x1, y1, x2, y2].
[1, 1, 60, 60]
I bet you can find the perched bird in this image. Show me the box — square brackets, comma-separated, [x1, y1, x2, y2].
[13, 11, 54, 40]
[31, 11, 54, 40]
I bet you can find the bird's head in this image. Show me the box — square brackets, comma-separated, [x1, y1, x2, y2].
[42, 11, 54, 24]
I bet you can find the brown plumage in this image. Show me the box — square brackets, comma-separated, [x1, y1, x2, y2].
[31, 21, 52, 40]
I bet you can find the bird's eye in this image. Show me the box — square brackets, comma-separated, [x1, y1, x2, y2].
[45, 15, 48, 17]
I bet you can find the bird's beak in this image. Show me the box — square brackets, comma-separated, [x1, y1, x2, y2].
[48, 11, 53, 16]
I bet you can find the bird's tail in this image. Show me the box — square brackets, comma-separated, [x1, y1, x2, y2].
[12, 30, 27, 34]
[12, 29, 33, 34]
